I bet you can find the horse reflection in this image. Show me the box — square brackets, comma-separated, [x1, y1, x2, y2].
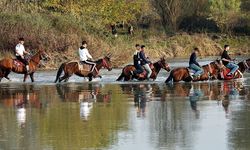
[120, 84, 153, 117]
[56, 84, 112, 120]
[165, 81, 248, 118]
[0, 88, 41, 127]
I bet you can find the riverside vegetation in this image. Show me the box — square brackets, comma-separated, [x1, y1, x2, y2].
[0, 0, 249, 69]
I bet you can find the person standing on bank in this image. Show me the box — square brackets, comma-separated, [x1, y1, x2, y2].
[221, 45, 239, 76]
[79, 41, 96, 72]
[139, 45, 152, 80]
[15, 37, 30, 73]
[189, 47, 204, 78]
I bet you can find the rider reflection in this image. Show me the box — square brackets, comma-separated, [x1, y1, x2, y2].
[189, 85, 204, 119]
[15, 93, 28, 128]
[78, 86, 96, 121]
[133, 84, 152, 118]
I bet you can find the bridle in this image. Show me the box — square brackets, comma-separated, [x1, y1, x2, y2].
[158, 59, 169, 70]
[102, 58, 111, 70]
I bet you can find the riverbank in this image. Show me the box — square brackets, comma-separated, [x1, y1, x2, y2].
[34, 33, 250, 69]
[0, 33, 249, 70]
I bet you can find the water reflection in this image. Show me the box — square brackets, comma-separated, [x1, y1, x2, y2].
[120, 84, 164, 118]
[133, 84, 153, 118]
[165, 80, 249, 118]
[0, 85, 42, 128]
[56, 83, 112, 120]
[0, 78, 249, 150]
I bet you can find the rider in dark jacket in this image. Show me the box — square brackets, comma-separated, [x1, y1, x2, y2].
[189, 47, 204, 77]
[132, 44, 144, 76]
[221, 45, 239, 76]
[139, 45, 152, 79]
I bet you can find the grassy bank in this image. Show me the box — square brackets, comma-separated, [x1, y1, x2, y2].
[0, 12, 249, 69]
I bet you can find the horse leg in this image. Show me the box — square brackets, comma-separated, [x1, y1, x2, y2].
[23, 74, 28, 82]
[124, 75, 132, 81]
[4, 70, 11, 81]
[64, 77, 70, 82]
[88, 73, 93, 81]
[89, 76, 93, 81]
[59, 74, 71, 82]
[165, 71, 173, 83]
[30, 73, 35, 82]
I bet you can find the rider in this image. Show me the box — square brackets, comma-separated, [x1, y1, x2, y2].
[139, 45, 152, 80]
[189, 47, 204, 78]
[15, 37, 30, 73]
[132, 44, 144, 76]
[221, 45, 239, 76]
[79, 41, 96, 72]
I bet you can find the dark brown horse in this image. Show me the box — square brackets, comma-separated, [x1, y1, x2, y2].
[165, 60, 223, 83]
[116, 57, 170, 81]
[54, 55, 112, 82]
[0, 50, 50, 82]
[218, 58, 250, 80]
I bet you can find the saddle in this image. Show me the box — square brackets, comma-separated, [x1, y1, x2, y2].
[136, 63, 155, 78]
[220, 68, 243, 80]
[79, 62, 92, 72]
[187, 67, 196, 76]
[13, 59, 25, 67]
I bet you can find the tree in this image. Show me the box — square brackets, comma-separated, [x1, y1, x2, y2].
[151, 0, 202, 34]
[41, 0, 142, 28]
[208, 0, 241, 33]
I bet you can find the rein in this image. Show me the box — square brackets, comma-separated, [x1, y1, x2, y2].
[102, 58, 108, 68]
[29, 53, 41, 65]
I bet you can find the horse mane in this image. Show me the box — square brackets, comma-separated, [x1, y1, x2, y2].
[95, 58, 103, 63]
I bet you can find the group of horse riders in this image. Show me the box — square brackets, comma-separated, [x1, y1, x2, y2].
[15, 38, 97, 74]
[189, 45, 239, 78]
[188, 45, 239, 79]
[12, 37, 241, 81]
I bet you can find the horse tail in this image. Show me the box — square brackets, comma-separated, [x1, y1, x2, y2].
[54, 63, 65, 83]
[117, 67, 126, 81]
[116, 72, 124, 81]
[165, 70, 173, 83]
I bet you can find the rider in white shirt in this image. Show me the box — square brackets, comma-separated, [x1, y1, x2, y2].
[79, 41, 96, 72]
[15, 38, 30, 73]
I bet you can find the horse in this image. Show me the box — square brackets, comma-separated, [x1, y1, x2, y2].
[54, 55, 112, 83]
[165, 60, 223, 83]
[116, 57, 170, 81]
[0, 50, 50, 82]
[218, 58, 250, 80]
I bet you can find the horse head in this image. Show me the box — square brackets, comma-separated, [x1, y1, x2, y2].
[38, 50, 51, 62]
[102, 53, 112, 71]
[158, 57, 170, 72]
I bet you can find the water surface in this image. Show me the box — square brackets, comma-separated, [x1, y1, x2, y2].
[0, 58, 250, 150]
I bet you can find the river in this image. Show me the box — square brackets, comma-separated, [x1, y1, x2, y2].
[0, 57, 250, 150]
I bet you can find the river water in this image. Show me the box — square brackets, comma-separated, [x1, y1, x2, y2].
[0, 57, 250, 150]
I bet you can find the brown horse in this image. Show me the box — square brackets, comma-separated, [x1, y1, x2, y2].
[218, 58, 250, 80]
[0, 50, 50, 82]
[165, 60, 223, 83]
[116, 57, 170, 81]
[54, 55, 112, 82]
